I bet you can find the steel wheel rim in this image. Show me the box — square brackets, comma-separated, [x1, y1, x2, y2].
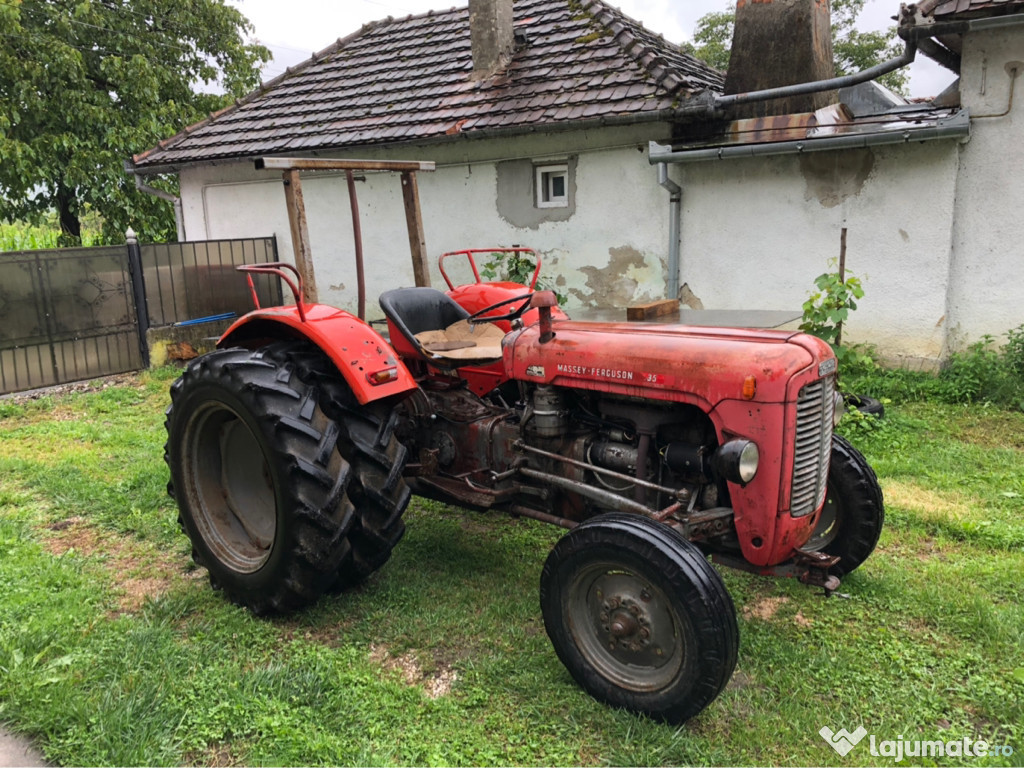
[186, 402, 276, 573]
[807, 482, 840, 550]
[567, 561, 686, 691]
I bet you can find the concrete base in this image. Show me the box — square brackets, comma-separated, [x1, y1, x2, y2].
[146, 319, 235, 368]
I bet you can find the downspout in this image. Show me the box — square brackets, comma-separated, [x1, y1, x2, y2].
[133, 173, 186, 242]
[714, 41, 919, 112]
[657, 163, 682, 300]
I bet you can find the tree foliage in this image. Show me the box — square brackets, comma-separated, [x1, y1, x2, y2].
[0, 0, 269, 244]
[683, 0, 909, 95]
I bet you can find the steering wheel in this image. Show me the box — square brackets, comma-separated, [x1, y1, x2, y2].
[466, 292, 535, 325]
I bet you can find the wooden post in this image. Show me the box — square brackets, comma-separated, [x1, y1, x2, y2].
[282, 169, 318, 304]
[401, 171, 431, 287]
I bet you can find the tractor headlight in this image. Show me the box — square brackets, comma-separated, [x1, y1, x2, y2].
[713, 439, 759, 486]
[833, 391, 845, 427]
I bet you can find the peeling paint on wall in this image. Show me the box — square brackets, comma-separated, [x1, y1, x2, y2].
[679, 283, 705, 309]
[799, 148, 874, 208]
[570, 246, 662, 308]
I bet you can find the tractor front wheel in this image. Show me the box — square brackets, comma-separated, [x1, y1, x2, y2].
[804, 434, 885, 575]
[540, 514, 738, 723]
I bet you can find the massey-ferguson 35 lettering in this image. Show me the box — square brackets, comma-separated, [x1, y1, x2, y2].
[164, 159, 883, 723]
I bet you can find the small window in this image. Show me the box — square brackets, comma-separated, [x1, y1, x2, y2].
[536, 164, 569, 208]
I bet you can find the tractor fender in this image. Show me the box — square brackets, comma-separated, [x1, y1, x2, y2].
[217, 304, 418, 405]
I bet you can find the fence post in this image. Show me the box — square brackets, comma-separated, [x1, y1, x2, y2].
[126, 227, 151, 367]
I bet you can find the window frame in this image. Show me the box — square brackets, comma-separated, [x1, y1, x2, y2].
[535, 163, 570, 209]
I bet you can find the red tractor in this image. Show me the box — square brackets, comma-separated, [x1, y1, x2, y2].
[164, 160, 883, 723]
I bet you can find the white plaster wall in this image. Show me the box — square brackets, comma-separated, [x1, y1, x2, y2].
[670, 140, 961, 364]
[179, 125, 673, 321]
[946, 26, 1024, 352]
[177, 119, 978, 364]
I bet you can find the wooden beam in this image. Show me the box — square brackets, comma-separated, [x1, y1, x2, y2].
[627, 299, 680, 322]
[401, 171, 431, 287]
[257, 157, 435, 173]
[282, 169, 318, 304]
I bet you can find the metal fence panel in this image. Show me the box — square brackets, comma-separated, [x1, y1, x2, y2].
[0, 246, 142, 394]
[141, 237, 281, 326]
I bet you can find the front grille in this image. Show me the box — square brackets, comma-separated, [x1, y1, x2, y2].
[790, 376, 835, 517]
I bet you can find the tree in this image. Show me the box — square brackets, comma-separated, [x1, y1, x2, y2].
[0, 0, 269, 244]
[683, 0, 908, 95]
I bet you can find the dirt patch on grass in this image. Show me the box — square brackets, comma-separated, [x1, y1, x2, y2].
[41, 515, 197, 612]
[883, 480, 976, 524]
[725, 668, 755, 691]
[369, 643, 458, 699]
[741, 596, 789, 621]
[1, 373, 141, 403]
[184, 741, 249, 767]
[272, 618, 355, 648]
[947, 411, 1024, 451]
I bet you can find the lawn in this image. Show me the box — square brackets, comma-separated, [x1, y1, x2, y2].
[0, 369, 1021, 766]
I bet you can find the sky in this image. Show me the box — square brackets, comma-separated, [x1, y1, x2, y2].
[228, 0, 956, 98]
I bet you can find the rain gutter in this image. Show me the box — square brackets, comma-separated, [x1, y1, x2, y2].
[128, 164, 185, 241]
[647, 109, 971, 164]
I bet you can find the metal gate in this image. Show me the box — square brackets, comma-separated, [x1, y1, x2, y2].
[0, 237, 281, 396]
[141, 237, 281, 327]
[0, 246, 142, 395]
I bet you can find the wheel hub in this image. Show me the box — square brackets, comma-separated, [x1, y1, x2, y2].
[566, 568, 684, 691]
[601, 597, 651, 652]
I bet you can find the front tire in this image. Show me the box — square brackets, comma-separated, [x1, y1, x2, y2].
[804, 434, 885, 575]
[540, 514, 738, 723]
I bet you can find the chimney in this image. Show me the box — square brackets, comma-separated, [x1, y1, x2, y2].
[723, 0, 835, 118]
[468, 0, 514, 79]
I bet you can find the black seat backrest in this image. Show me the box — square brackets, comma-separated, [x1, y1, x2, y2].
[379, 287, 470, 354]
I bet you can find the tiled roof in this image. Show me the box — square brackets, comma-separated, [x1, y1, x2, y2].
[132, 0, 724, 171]
[931, 0, 1024, 16]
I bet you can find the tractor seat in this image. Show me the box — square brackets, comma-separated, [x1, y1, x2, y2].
[379, 287, 504, 364]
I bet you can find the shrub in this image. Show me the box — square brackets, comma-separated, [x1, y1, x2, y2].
[799, 265, 873, 371]
[939, 328, 1024, 410]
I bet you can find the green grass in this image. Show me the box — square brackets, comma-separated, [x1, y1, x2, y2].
[0, 371, 1022, 766]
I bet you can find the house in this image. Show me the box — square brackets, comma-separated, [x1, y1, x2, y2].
[129, 0, 1024, 368]
[642, 0, 1024, 368]
[128, 0, 723, 318]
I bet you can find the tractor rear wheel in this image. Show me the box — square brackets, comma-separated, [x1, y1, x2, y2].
[165, 343, 412, 612]
[271, 342, 411, 590]
[540, 513, 738, 723]
[804, 434, 885, 575]
[165, 346, 355, 613]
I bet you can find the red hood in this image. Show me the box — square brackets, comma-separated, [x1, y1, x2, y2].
[504, 320, 832, 408]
